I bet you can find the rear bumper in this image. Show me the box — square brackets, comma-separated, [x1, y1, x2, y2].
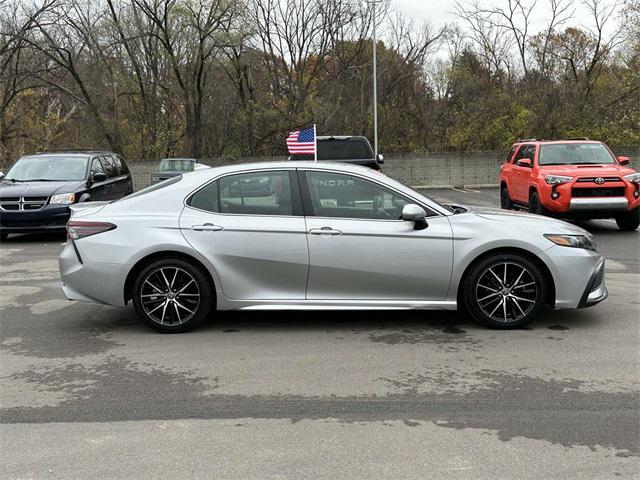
[59, 241, 128, 306]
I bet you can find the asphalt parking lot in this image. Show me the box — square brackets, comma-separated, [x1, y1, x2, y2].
[1, 187, 638, 479]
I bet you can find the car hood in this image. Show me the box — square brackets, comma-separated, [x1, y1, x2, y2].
[539, 164, 636, 177]
[0, 180, 85, 197]
[461, 205, 590, 235]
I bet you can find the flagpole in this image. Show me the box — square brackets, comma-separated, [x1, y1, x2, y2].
[313, 124, 317, 162]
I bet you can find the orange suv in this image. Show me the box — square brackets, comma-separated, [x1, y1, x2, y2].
[500, 139, 640, 231]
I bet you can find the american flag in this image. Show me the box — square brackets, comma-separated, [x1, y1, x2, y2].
[286, 126, 316, 156]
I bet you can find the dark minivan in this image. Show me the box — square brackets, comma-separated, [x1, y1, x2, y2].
[289, 136, 384, 170]
[0, 150, 133, 239]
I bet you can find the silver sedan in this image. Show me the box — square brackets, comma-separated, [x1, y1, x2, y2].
[59, 162, 607, 332]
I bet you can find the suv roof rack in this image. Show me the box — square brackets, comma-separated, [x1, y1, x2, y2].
[565, 137, 590, 141]
[517, 138, 537, 143]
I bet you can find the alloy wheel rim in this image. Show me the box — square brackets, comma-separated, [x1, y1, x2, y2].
[475, 262, 537, 323]
[140, 267, 200, 325]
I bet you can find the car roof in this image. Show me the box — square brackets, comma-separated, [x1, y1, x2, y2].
[513, 139, 603, 145]
[24, 150, 116, 157]
[316, 136, 369, 141]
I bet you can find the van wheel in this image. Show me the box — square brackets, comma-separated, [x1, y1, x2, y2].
[132, 258, 213, 333]
[500, 186, 513, 210]
[615, 208, 640, 231]
[464, 253, 546, 329]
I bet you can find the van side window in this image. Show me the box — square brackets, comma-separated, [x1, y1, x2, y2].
[101, 156, 118, 178]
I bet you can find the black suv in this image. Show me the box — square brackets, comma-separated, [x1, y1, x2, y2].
[289, 136, 384, 170]
[0, 150, 133, 239]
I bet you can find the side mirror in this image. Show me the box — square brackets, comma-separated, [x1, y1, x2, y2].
[402, 204, 428, 230]
[376, 154, 384, 164]
[91, 172, 107, 183]
[618, 156, 631, 166]
[517, 158, 532, 168]
[0, 171, 4, 180]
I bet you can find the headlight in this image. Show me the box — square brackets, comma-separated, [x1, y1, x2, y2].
[544, 234, 597, 251]
[624, 172, 640, 184]
[50, 193, 76, 205]
[544, 175, 573, 186]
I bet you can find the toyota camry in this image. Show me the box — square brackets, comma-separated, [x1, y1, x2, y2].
[59, 162, 607, 332]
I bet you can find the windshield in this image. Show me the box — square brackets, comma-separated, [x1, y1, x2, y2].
[158, 159, 195, 172]
[539, 143, 616, 166]
[5, 155, 89, 181]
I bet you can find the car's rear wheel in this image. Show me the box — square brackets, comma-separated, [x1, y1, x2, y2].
[464, 253, 546, 328]
[500, 185, 513, 210]
[615, 208, 639, 231]
[132, 258, 213, 333]
[0, 233, 7, 241]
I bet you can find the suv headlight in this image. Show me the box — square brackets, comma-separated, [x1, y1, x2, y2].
[544, 234, 597, 251]
[544, 175, 573, 185]
[50, 193, 76, 205]
[623, 172, 640, 184]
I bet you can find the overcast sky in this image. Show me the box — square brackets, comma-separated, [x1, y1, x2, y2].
[394, 0, 620, 32]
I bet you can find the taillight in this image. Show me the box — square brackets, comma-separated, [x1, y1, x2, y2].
[67, 221, 116, 240]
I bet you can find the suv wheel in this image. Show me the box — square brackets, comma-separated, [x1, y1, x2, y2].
[615, 208, 640, 231]
[500, 186, 513, 210]
[464, 253, 546, 329]
[132, 258, 213, 333]
[528, 191, 549, 216]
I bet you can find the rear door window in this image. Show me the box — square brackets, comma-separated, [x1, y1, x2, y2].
[189, 171, 294, 216]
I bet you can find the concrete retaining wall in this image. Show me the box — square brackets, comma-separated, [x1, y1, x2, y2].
[128, 146, 640, 191]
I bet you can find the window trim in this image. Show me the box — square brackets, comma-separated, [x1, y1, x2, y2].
[298, 168, 440, 221]
[185, 168, 304, 218]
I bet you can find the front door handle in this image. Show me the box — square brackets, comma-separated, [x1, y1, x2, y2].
[192, 223, 223, 232]
[308, 227, 342, 236]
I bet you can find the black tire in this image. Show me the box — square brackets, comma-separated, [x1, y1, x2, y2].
[528, 191, 549, 216]
[132, 258, 213, 333]
[615, 208, 639, 231]
[0, 233, 7, 241]
[463, 253, 546, 329]
[500, 185, 513, 210]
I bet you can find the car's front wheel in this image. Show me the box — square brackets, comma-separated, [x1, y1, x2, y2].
[500, 185, 513, 210]
[464, 253, 546, 328]
[528, 191, 549, 216]
[615, 208, 639, 231]
[132, 258, 213, 333]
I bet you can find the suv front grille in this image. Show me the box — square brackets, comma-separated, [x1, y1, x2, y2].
[571, 187, 626, 198]
[0, 196, 49, 211]
[576, 177, 621, 183]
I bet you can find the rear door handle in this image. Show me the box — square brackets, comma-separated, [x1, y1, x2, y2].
[308, 227, 342, 236]
[192, 223, 223, 232]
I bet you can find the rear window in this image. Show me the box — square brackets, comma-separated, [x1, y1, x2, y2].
[291, 139, 373, 161]
[117, 175, 182, 201]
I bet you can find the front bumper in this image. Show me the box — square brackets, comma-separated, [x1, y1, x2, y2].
[569, 197, 628, 212]
[0, 205, 70, 233]
[539, 246, 607, 309]
[578, 260, 608, 308]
